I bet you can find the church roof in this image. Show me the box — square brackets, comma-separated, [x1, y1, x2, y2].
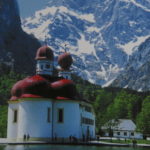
[10, 46, 78, 101]
[10, 75, 77, 101]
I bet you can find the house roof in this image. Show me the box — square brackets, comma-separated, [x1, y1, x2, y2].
[101, 119, 136, 131]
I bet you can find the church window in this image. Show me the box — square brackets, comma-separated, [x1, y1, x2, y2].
[81, 117, 94, 125]
[41, 65, 43, 69]
[13, 110, 18, 123]
[46, 64, 50, 69]
[124, 132, 127, 136]
[47, 107, 51, 123]
[131, 132, 134, 136]
[57, 108, 64, 123]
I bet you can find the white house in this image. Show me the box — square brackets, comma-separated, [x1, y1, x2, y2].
[7, 46, 95, 142]
[101, 119, 143, 139]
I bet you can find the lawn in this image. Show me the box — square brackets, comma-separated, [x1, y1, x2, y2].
[101, 139, 150, 144]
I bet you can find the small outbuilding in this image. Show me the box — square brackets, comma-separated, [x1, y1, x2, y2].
[101, 119, 143, 139]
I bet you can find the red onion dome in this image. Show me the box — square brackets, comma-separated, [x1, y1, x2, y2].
[51, 79, 76, 99]
[58, 53, 73, 70]
[11, 80, 24, 100]
[35, 46, 54, 61]
[10, 75, 55, 100]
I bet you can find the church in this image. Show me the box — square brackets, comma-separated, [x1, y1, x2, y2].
[7, 46, 95, 142]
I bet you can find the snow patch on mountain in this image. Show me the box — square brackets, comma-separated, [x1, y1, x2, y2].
[77, 34, 98, 59]
[57, 6, 95, 22]
[117, 35, 150, 55]
[24, 6, 95, 24]
[121, 0, 150, 12]
[87, 26, 100, 32]
[26, 19, 52, 40]
[103, 78, 116, 87]
[130, 0, 150, 12]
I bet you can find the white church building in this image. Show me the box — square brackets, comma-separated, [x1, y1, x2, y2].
[7, 46, 95, 142]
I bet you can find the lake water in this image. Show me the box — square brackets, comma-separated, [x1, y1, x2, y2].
[0, 145, 148, 150]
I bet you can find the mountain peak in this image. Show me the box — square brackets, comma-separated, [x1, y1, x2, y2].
[21, 0, 150, 86]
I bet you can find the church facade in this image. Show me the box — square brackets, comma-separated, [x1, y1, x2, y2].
[7, 46, 95, 141]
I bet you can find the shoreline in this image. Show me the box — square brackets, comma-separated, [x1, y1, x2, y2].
[0, 139, 150, 148]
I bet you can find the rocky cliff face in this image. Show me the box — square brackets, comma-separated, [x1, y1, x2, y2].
[111, 37, 150, 91]
[0, 0, 41, 74]
[22, 0, 150, 85]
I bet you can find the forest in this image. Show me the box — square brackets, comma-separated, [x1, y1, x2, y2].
[0, 72, 150, 138]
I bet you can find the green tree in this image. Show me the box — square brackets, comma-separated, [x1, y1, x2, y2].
[127, 94, 141, 120]
[110, 90, 129, 118]
[93, 89, 114, 133]
[136, 96, 150, 137]
[107, 90, 141, 120]
[0, 72, 25, 104]
[0, 106, 8, 137]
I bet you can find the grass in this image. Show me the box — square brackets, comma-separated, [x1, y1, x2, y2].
[101, 139, 150, 144]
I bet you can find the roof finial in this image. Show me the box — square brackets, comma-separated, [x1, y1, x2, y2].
[64, 43, 67, 52]
[44, 35, 48, 46]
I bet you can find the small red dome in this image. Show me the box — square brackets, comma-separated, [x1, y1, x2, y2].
[10, 75, 54, 100]
[35, 46, 54, 61]
[58, 53, 73, 70]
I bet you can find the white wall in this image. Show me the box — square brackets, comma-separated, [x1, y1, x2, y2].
[7, 103, 19, 140]
[134, 132, 143, 139]
[58, 71, 71, 79]
[113, 131, 130, 138]
[7, 99, 96, 141]
[107, 131, 143, 139]
[79, 103, 95, 139]
[53, 101, 81, 139]
[36, 60, 53, 75]
[17, 100, 52, 139]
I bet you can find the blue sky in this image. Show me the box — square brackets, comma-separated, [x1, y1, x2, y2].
[17, 0, 49, 18]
